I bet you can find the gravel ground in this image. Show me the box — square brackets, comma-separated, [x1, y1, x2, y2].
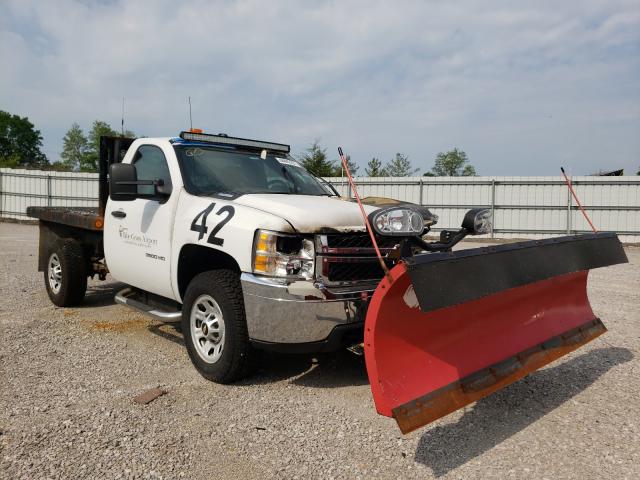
[1, 222, 638, 479]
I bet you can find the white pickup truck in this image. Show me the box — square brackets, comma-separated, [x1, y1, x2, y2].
[29, 130, 628, 433]
[27, 131, 440, 383]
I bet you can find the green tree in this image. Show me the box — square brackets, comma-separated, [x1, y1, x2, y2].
[60, 123, 88, 171]
[0, 153, 21, 168]
[87, 120, 118, 152]
[430, 148, 476, 176]
[40, 162, 73, 172]
[365, 157, 386, 177]
[0, 110, 48, 167]
[298, 140, 336, 177]
[384, 153, 417, 177]
[80, 120, 118, 172]
[333, 154, 359, 176]
[78, 121, 135, 172]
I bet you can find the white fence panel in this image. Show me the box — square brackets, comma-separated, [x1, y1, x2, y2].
[325, 175, 640, 242]
[0, 169, 99, 219]
[2, 168, 639, 242]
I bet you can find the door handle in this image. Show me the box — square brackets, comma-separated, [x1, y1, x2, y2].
[111, 210, 126, 218]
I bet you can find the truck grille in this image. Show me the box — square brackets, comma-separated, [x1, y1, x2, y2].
[319, 233, 399, 254]
[327, 261, 385, 282]
[316, 233, 398, 284]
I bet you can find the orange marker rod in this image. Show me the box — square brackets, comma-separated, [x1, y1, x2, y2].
[338, 146, 392, 282]
[561, 167, 597, 233]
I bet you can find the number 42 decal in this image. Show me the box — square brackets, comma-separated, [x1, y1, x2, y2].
[190, 203, 235, 246]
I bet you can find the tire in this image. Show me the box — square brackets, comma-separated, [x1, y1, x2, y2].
[182, 270, 255, 383]
[44, 238, 88, 307]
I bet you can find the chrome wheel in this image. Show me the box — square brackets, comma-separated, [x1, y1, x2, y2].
[190, 294, 225, 364]
[48, 253, 62, 294]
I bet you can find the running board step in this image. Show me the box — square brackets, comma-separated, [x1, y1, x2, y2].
[115, 287, 182, 321]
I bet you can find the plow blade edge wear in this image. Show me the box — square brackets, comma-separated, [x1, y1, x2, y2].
[363, 233, 627, 434]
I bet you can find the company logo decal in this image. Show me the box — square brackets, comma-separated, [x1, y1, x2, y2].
[119, 226, 158, 248]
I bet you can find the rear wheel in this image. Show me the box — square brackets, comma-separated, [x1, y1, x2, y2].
[44, 238, 87, 307]
[182, 270, 255, 383]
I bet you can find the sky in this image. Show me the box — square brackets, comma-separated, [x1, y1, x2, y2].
[1, 0, 639, 175]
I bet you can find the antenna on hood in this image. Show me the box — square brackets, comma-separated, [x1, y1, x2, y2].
[121, 97, 125, 136]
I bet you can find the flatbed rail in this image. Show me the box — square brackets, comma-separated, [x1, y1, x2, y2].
[26, 206, 103, 231]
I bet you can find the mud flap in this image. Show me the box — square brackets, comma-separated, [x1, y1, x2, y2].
[364, 233, 627, 434]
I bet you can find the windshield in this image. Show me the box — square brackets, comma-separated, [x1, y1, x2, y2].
[174, 145, 331, 197]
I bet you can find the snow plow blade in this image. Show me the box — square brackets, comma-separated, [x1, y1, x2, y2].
[364, 233, 627, 434]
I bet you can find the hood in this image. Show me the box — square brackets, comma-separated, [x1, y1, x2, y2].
[234, 194, 379, 233]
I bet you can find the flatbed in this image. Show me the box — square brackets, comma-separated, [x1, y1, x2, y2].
[27, 206, 103, 231]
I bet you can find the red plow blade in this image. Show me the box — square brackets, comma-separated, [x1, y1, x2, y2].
[364, 233, 627, 434]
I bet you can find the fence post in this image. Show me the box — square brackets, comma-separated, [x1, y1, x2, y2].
[47, 174, 52, 207]
[418, 178, 424, 205]
[490, 179, 496, 238]
[0, 170, 3, 216]
[566, 178, 572, 234]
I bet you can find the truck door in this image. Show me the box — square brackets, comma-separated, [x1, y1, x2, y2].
[104, 143, 178, 300]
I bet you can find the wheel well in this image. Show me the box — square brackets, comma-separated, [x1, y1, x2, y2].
[177, 244, 241, 300]
[37, 221, 101, 272]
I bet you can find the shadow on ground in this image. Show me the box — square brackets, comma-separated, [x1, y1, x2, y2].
[235, 349, 369, 388]
[256, 349, 368, 387]
[144, 313, 369, 388]
[291, 350, 368, 387]
[148, 321, 183, 346]
[79, 281, 126, 308]
[414, 346, 633, 477]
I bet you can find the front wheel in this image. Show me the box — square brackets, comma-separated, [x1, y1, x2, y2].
[182, 270, 255, 383]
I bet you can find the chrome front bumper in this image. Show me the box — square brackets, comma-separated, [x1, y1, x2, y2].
[240, 273, 371, 344]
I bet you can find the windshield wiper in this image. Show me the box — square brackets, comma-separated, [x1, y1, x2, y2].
[198, 190, 238, 198]
[317, 177, 340, 196]
[279, 166, 300, 194]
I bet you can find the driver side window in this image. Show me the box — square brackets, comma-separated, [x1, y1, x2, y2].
[133, 145, 172, 196]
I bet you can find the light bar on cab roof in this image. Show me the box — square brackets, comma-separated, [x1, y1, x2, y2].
[179, 131, 290, 153]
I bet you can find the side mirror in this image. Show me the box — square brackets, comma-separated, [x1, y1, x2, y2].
[461, 208, 492, 235]
[109, 163, 172, 201]
[109, 163, 138, 201]
[156, 182, 172, 197]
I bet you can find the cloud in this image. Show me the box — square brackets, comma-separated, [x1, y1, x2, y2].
[1, 0, 639, 174]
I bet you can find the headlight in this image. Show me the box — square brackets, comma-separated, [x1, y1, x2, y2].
[461, 208, 492, 235]
[370, 207, 425, 236]
[252, 230, 315, 279]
